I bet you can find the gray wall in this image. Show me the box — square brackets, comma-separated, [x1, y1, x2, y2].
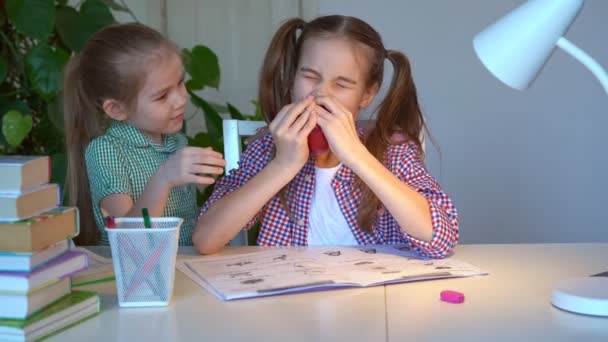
[318, 0, 608, 243]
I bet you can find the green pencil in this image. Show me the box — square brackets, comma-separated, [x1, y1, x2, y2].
[142, 208, 152, 228]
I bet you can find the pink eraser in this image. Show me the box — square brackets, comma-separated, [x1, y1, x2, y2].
[440, 290, 465, 304]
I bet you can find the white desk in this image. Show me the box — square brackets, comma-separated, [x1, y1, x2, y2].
[47, 244, 608, 341]
[49, 246, 387, 342]
[386, 244, 608, 341]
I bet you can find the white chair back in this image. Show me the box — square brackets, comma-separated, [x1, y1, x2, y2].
[223, 119, 266, 175]
[222, 119, 266, 246]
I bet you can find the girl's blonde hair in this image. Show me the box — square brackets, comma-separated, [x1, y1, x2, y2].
[63, 23, 178, 244]
[259, 15, 427, 233]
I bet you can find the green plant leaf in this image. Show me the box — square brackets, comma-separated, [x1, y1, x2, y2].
[0, 58, 7, 84]
[2, 110, 33, 148]
[182, 49, 204, 91]
[187, 131, 213, 148]
[100, 0, 129, 11]
[0, 100, 32, 117]
[31, 103, 65, 154]
[25, 45, 69, 100]
[56, 0, 115, 52]
[189, 91, 222, 141]
[227, 102, 245, 120]
[185, 79, 204, 91]
[55, 7, 85, 52]
[46, 97, 65, 133]
[0, 99, 33, 147]
[251, 100, 265, 120]
[182, 50, 204, 91]
[6, 0, 55, 41]
[81, 0, 115, 26]
[50, 152, 67, 190]
[183, 45, 220, 90]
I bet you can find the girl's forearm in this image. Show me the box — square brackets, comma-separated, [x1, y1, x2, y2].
[193, 160, 298, 254]
[123, 172, 171, 218]
[349, 151, 434, 242]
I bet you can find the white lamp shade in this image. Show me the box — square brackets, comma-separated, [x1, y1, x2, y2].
[473, 0, 584, 90]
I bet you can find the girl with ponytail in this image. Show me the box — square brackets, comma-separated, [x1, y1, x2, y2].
[64, 23, 225, 246]
[194, 15, 458, 258]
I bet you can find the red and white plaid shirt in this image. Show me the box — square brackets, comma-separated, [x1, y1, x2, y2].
[199, 130, 459, 258]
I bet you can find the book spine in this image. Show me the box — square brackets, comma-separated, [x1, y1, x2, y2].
[47, 157, 52, 184]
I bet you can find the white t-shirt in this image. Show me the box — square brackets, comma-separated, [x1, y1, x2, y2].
[307, 164, 358, 246]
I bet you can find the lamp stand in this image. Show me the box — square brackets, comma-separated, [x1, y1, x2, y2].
[550, 37, 608, 317]
[556, 37, 608, 94]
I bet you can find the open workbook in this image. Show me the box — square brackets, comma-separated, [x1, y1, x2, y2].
[177, 245, 488, 301]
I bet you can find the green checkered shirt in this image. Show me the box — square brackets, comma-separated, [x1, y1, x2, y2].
[85, 121, 198, 245]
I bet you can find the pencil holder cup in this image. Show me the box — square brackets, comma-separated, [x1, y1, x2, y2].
[105, 217, 182, 307]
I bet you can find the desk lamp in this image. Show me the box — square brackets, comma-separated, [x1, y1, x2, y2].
[472, 0, 608, 316]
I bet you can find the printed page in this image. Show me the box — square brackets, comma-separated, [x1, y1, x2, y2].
[316, 245, 486, 286]
[180, 248, 355, 300]
[177, 245, 487, 300]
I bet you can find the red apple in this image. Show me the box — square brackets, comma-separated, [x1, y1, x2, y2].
[308, 125, 329, 156]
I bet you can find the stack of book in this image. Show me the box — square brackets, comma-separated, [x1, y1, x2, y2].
[0, 156, 100, 341]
